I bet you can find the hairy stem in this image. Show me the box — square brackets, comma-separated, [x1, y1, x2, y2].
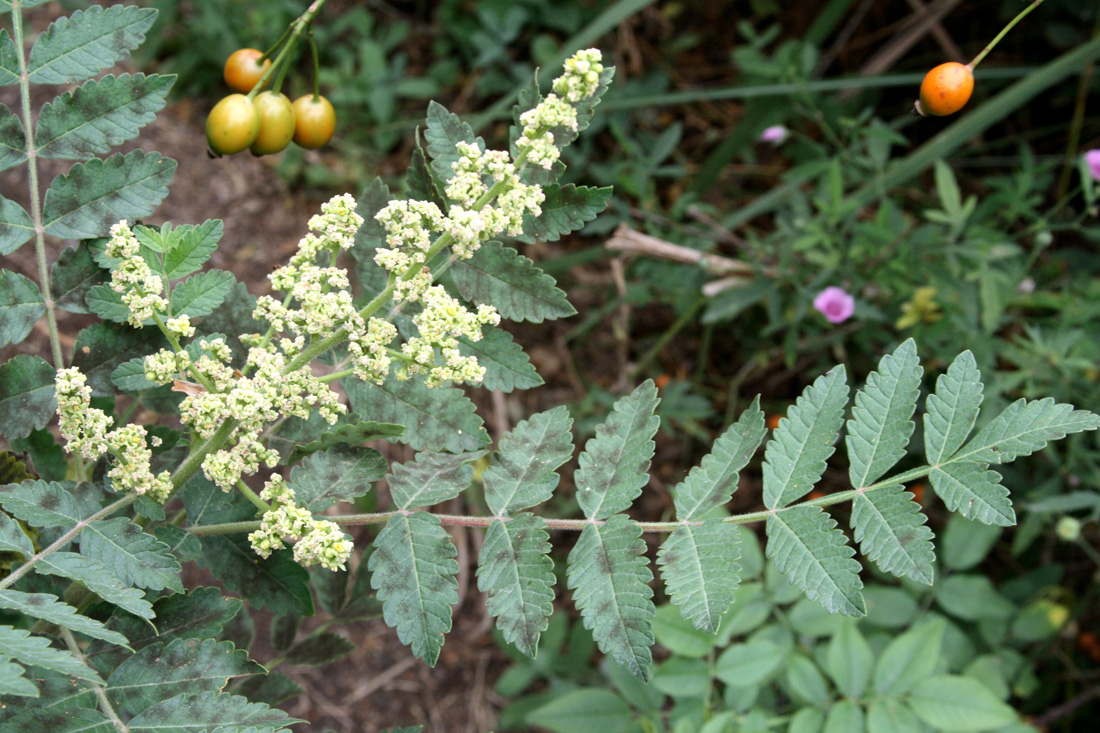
[60, 628, 130, 733]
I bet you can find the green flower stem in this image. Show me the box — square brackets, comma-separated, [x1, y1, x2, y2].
[247, 0, 328, 100]
[318, 368, 354, 384]
[968, 0, 1046, 70]
[151, 312, 217, 393]
[0, 493, 137, 591]
[237, 479, 272, 513]
[170, 419, 238, 491]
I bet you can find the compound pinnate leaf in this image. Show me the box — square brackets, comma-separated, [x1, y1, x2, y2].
[81, 517, 183, 593]
[36, 74, 174, 160]
[851, 485, 935, 584]
[456, 327, 542, 393]
[907, 675, 1018, 731]
[0, 103, 26, 172]
[929, 462, 1015, 526]
[195, 535, 313, 617]
[126, 691, 301, 732]
[0, 194, 33, 255]
[0, 590, 130, 647]
[672, 396, 765, 520]
[846, 339, 922, 487]
[766, 505, 865, 616]
[954, 397, 1100, 466]
[449, 240, 575, 323]
[477, 513, 554, 658]
[288, 445, 387, 511]
[424, 101, 483, 182]
[575, 380, 660, 520]
[43, 150, 176, 240]
[483, 405, 574, 516]
[567, 514, 655, 681]
[517, 184, 612, 244]
[106, 639, 260, 718]
[169, 270, 235, 319]
[387, 449, 485, 510]
[28, 5, 157, 84]
[924, 350, 983, 465]
[0, 269, 45, 348]
[0, 355, 55, 440]
[0, 480, 88, 527]
[763, 366, 849, 509]
[344, 375, 488, 453]
[657, 519, 741, 633]
[36, 551, 155, 619]
[369, 512, 459, 666]
[0, 624, 103, 685]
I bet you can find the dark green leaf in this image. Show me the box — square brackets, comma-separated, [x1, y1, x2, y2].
[851, 485, 935, 585]
[387, 449, 484, 510]
[344, 375, 489, 453]
[288, 445, 387, 512]
[0, 103, 26, 172]
[160, 220, 223, 280]
[284, 632, 356, 667]
[0, 624, 103, 684]
[0, 29, 19, 86]
[406, 139, 446, 208]
[766, 505, 865, 616]
[36, 74, 174, 160]
[478, 514, 554, 657]
[0, 194, 33, 256]
[657, 520, 741, 633]
[191, 281, 262, 367]
[169, 269, 234, 319]
[43, 151, 176, 240]
[0, 661, 38, 697]
[424, 101, 483, 182]
[575, 381, 660, 520]
[517, 184, 612, 244]
[51, 242, 110, 314]
[0, 355, 55, 440]
[0, 269, 45, 348]
[127, 691, 301, 732]
[348, 178, 392, 298]
[111, 357, 158, 393]
[483, 405, 574, 516]
[234, 672, 302, 707]
[0, 480, 88, 527]
[9, 428, 66, 482]
[285, 420, 404, 465]
[35, 551, 155, 619]
[0, 510, 33, 555]
[71, 321, 167, 396]
[369, 512, 459, 666]
[154, 525, 203, 564]
[85, 282, 138, 324]
[81, 517, 183, 593]
[28, 5, 158, 84]
[449, 241, 575, 323]
[456, 327, 542, 393]
[0, 590, 130, 647]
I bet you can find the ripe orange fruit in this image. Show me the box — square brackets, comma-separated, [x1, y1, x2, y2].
[917, 62, 974, 116]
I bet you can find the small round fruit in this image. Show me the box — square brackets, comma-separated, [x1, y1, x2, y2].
[223, 48, 271, 93]
[206, 94, 260, 155]
[291, 94, 336, 149]
[250, 91, 296, 155]
[917, 62, 974, 116]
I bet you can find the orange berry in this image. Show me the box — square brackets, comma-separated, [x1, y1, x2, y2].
[917, 62, 974, 116]
[910, 483, 926, 504]
[654, 374, 671, 391]
[807, 490, 826, 501]
[766, 414, 782, 430]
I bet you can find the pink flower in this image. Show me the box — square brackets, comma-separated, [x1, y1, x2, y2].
[813, 286, 855, 324]
[1086, 150, 1100, 181]
[760, 125, 788, 144]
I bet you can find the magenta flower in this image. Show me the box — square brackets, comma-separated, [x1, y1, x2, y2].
[813, 286, 855, 324]
[1086, 150, 1100, 181]
[760, 125, 788, 144]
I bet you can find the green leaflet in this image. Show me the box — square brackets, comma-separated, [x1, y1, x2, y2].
[526, 689, 633, 733]
[126, 690, 301, 732]
[369, 512, 459, 666]
[763, 366, 848, 509]
[284, 419, 404, 465]
[456, 327, 542, 393]
[424, 101, 483, 182]
[672, 396, 765, 520]
[35, 551, 155, 619]
[0, 355, 55, 440]
[953, 397, 1100, 466]
[155, 220, 223, 280]
[106, 639, 261, 718]
[287, 445, 387, 512]
[348, 177, 392, 298]
[575, 380, 660, 521]
[282, 633, 356, 667]
[386, 449, 485, 510]
[81, 517, 183, 593]
[907, 675, 1018, 731]
[924, 350, 983, 465]
[656, 519, 741, 633]
[477, 513, 555, 658]
[27, 5, 157, 84]
[0, 29, 20, 86]
[826, 619, 873, 699]
[0, 510, 33, 554]
[0, 659, 37, 697]
[766, 505, 864, 616]
[448, 240, 576, 323]
[0, 269, 45, 348]
[35, 73, 174, 160]
[168, 270, 235, 319]
[516, 184, 612, 244]
[846, 339, 922, 488]
[50, 242, 110, 314]
[0, 479, 89, 528]
[873, 617, 944, 695]
[0, 194, 33, 255]
[929, 462, 1014, 526]
[0, 590, 130, 647]
[42, 150, 176, 240]
[344, 375, 488, 453]
[567, 514, 655, 681]
[71, 321, 167, 396]
[483, 405, 574, 516]
[850, 485, 935, 585]
[0, 104, 27, 173]
[0, 624, 103, 685]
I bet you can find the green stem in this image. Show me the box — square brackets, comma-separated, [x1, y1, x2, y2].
[247, 0, 328, 100]
[169, 419, 238, 491]
[60, 628, 130, 732]
[968, 0, 1046, 70]
[237, 480, 272, 513]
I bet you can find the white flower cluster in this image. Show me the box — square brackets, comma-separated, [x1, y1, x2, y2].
[55, 368, 172, 503]
[106, 222, 168, 327]
[247, 475, 352, 571]
[516, 48, 605, 169]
